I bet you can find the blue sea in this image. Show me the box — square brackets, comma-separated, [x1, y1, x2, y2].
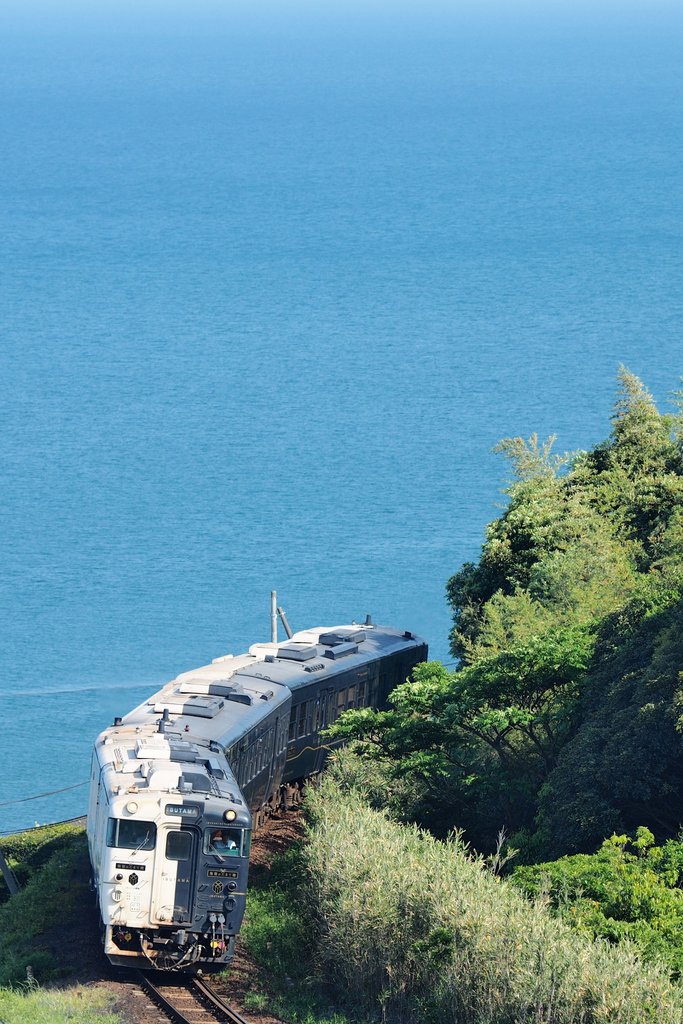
[1, 0, 682, 832]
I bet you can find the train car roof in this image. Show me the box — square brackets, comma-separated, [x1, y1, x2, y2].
[105, 623, 424, 763]
[94, 623, 424, 808]
[178, 622, 425, 697]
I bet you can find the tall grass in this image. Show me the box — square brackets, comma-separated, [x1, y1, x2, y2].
[304, 776, 683, 1024]
[0, 984, 120, 1024]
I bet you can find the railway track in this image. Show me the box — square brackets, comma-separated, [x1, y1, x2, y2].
[134, 970, 252, 1024]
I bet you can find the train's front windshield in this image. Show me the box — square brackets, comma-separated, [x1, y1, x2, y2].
[107, 818, 156, 851]
[203, 827, 243, 856]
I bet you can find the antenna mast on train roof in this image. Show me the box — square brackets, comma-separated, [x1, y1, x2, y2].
[271, 590, 278, 644]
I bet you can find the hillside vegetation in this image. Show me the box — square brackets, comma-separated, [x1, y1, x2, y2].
[0, 824, 122, 1022]
[301, 775, 683, 1024]
[329, 370, 683, 861]
[0, 823, 97, 986]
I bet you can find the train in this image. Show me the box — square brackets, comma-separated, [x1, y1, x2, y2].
[87, 620, 427, 971]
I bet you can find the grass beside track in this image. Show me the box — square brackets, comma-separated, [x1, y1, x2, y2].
[0, 984, 119, 1024]
[231, 777, 683, 1024]
[230, 845, 359, 1024]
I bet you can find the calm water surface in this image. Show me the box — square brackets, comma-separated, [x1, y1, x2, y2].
[1, 1, 682, 830]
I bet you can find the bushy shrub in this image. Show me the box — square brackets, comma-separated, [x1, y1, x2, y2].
[303, 777, 683, 1024]
[0, 822, 84, 903]
[512, 828, 683, 977]
[0, 829, 92, 986]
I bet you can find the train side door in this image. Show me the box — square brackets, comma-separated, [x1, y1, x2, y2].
[313, 689, 336, 772]
[151, 826, 198, 926]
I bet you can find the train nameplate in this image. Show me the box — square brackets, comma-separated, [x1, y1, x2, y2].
[208, 869, 238, 878]
[116, 863, 145, 871]
[165, 803, 199, 818]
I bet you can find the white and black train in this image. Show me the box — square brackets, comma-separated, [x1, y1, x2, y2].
[87, 621, 427, 971]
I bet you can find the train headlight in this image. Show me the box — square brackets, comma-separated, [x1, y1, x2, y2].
[224, 809, 237, 822]
[125, 801, 139, 814]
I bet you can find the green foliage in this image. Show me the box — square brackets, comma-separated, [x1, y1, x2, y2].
[534, 595, 683, 857]
[0, 828, 94, 986]
[303, 778, 682, 1024]
[233, 845, 360, 1024]
[334, 371, 683, 868]
[375, 370, 683, 862]
[512, 830, 683, 978]
[0, 822, 84, 903]
[330, 626, 595, 846]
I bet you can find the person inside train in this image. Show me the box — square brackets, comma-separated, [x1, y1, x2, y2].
[209, 829, 239, 854]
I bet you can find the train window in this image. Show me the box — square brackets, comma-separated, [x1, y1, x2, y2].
[106, 818, 156, 851]
[203, 827, 243, 857]
[288, 716, 296, 742]
[347, 685, 356, 710]
[297, 702, 307, 737]
[337, 689, 346, 712]
[358, 682, 366, 706]
[262, 728, 273, 768]
[166, 831, 192, 861]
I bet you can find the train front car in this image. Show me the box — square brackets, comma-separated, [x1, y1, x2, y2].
[87, 670, 291, 971]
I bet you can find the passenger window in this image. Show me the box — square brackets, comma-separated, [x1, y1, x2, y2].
[166, 831, 192, 861]
[358, 682, 366, 706]
[337, 689, 346, 712]
[347, 685, 356, 710]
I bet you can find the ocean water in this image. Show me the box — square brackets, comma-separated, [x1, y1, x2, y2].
[1, 0, 682, 832]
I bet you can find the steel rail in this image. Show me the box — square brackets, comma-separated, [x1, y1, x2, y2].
[189, 976, 252, 1024]
[135, 969, 252, 1024]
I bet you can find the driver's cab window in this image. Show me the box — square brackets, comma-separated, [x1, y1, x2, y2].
[106, 818, 156, 851]
[204, 827, 242, 856]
